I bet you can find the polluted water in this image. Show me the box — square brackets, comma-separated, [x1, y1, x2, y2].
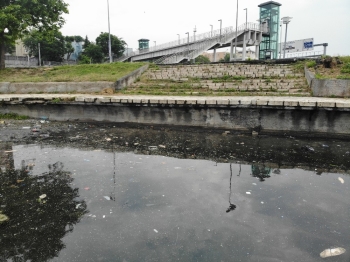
[0, 121, 350, 261]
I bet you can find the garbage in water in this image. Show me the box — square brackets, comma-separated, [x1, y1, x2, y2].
[22, 127, 30, 129]
[246, 192, 251, 195]
[39, 194, 47, 199]
[320, 247, 346, 258]
[148, 146, 158, 151]
[105, 138, 111, 141]
[302, 145, 315, 152]
[154, 229, 158, 233]
[4, 150, 16, 153]
[0, 213, 9, 223]
[103, 196, 111, 201]
[159, 145, 166, 149]
[76, 204, 82, 209]
[322, 144, 329, 148]
[338, 177, 345, 184]
[84, 187, 90, 190]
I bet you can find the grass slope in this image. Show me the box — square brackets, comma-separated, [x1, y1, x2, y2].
[0, 62, 147, 82]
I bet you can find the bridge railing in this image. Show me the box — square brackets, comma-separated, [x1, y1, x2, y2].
[116, 22, 267, 61]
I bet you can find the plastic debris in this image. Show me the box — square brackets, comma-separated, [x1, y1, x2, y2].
[84, 187, 90, 190]
[103, 196, 111, 200]
[338, 177, 345, 184]
[39, 194, 47, 199]
[302, 145, 315, 152]
[148, 146, 158, 151]
[159, 145, 166, 149]
[4, 150, 16, 153]
[105, 138, 111, 141]
[154, 229, 158, 233]
[0, 213, 9, 223]
[22, 127, 31, 129]
[322, 144, 329, 148]
[320, 247, 346, 258]
[246, 192, 251, 195]
[76, 204, 82, 209]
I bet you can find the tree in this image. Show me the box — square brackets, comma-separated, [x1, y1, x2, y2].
[0, 162, 87, 261]
[65, 35, 84, 43]
[65, 41, 74, 60]
[195, 55, 211, 64]
[0, 0, 68, 69]
[82, 43, 104, 63]
[23, 30, 67, 63]
[95, 32, 126, 58]
[83, 35, 90, 49]
[219, 53, 231, 62]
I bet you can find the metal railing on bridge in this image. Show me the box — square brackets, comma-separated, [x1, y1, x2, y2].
[116, 22, 267, 62]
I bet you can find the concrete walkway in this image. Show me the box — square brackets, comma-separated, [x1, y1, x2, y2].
[0, 94, 349, 108]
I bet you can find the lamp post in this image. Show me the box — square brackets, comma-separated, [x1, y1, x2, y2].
[218, 19, 222, 41]
[234, 0, 238, 60]
[177, 34, 180, 45]
[107, 0, 112, 63]
[243, 8, 247, 30]
[38, 43, 41, 66]
[281, 16, 292, 59]
[279, 23, 282, 59]
[210, 25, 213, 37]
[193, 26, 197, 42]
[154, 41, 156, 48]
[185, 32, 189, 58]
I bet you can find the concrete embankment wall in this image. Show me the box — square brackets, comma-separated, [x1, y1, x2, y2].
[1, 95, 350, 138]
[305, 67, 350, 97]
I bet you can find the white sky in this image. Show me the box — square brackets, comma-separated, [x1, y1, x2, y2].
[61, 0, 350, 56]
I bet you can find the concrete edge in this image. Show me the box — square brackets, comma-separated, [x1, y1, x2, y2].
[114, 64, 149, 90]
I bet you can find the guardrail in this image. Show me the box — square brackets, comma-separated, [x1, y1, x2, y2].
[116, 22, 266, 62]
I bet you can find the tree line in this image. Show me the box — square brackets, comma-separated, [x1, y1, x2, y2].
[0, 0, 126, 69]
[21, 31, 126, 64]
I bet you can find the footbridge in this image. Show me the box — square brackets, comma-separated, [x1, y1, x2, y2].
[117, 22, 268, 64]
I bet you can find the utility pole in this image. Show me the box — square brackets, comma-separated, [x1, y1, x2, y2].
[107, 0, 112, 63]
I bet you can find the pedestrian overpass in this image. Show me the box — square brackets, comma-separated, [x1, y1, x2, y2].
[116, 22, 269, 64]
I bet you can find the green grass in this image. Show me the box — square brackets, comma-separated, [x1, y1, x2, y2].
[0, 62, 147, 82]
[0, 113, 29, 120]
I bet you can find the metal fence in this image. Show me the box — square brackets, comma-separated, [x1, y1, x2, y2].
[4, 55, 77, 68]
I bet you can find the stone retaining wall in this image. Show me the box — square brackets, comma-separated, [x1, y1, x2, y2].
[1, 95, 350, 138]
[305, 66, 350, 97]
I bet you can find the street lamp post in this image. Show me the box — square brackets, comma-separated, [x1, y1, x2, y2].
[243, 8, 247, 30]
[210, 25, 213, 37]
[218, 19, 222, 41]
[279, 24, 282, 59]
[177, 34, 180, 45]
[234, 0, 238, 60]
[107, 0, 112, 63]
[193, 26, 197, 42]
[185, 32, 189, 59]
[38, 43, 41, 66]
[281, 16, 292, 59]
[154, 41, 156, 48]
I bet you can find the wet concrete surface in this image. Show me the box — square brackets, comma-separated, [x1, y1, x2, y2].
[0, 120, 350, 261]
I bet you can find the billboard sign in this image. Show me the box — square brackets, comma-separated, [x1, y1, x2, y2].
[280, 38, 314, 53]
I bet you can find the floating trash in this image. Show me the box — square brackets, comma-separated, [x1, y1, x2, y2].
[338, 177, 345, 184]
[103, 196, 111, 201]
[84, 187, 90, 190]
[39, 194, 47, 199]
[105, 138, 111, 141]
[148, 146, 158, 151]
[320, 247, 346, 258]
[159, 145, 166, 149]
[154, 229, 158, 233]
[246, 192, 251, 195]
[0, 213, 9, 223]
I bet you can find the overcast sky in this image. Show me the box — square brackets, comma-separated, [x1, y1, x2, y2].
[61, 0, 350, 56]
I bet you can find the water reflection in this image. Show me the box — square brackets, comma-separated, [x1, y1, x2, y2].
[0, 161, 88, 261]
[226, 163, 237, 213]
[251, 164, 271, 182]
